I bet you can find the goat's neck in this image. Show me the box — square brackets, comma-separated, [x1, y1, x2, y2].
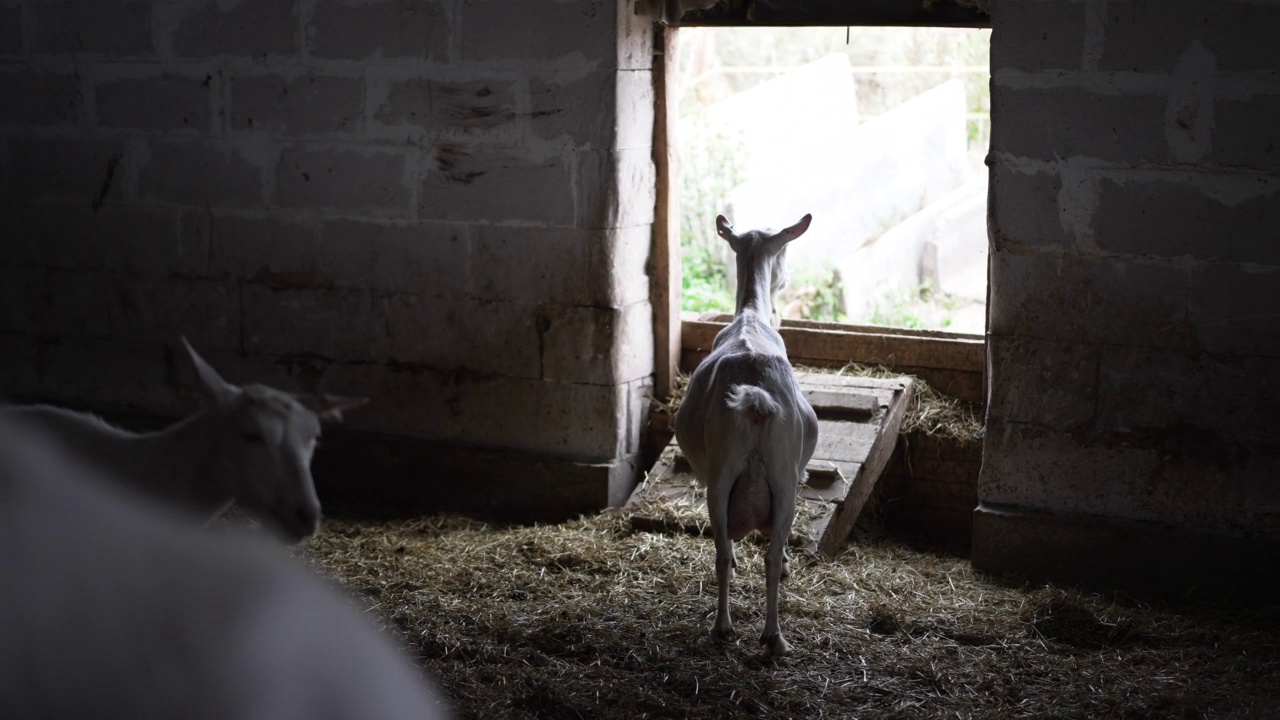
[133, 411, 230, 514]
[734, 260, 775, 320]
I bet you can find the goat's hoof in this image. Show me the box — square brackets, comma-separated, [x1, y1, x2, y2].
[760, 632, 792, 657]
[711, 621, 736, 642]
[781, 555, 791, 580]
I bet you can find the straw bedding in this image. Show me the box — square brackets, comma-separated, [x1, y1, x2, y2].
[295, 364, 1274, 718]
[301, 511, 1280, 719]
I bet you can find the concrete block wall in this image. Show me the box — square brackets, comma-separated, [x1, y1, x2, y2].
[978, 0, 1280, 594]
[0, 0, 658, 518]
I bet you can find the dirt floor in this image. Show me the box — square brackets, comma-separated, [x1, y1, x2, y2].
[301, 511, 1280, 719]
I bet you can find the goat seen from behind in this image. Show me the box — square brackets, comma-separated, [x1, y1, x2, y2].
[0, 338, 367, 543]
[674, 213, 819, 657]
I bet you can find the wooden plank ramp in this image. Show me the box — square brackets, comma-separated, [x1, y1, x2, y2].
[624, 372, 914, 557]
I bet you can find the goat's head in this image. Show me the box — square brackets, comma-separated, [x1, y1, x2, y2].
[181, 338, 367, 544]
[715, 213, 813, 324]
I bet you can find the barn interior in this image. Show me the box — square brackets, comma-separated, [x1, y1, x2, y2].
[1, 0, 1277, 717]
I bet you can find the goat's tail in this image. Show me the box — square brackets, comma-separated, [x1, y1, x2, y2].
[725, 384, 785, 425]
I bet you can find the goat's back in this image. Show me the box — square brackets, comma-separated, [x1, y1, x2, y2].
[677, 316, 815, 480]
[0, 404, 155, 481]
[0, 416, 451, 720]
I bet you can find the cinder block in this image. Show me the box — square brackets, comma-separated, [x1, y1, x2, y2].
[456, 375, 625, 459]
[0, 5, 23, 57]
[0, 69, 83, 125]
[617, 0, 654, 71]
[979, 419, 1163, 523]
[586, 224, 652, 308]
[542, 301, 655, 385]
[987, 335, 1097, 430]
[991, 86, 1169, 164]
[383, 295, 542, 379]
[313, 360, 457, 439]
[427, 77, 520, 135]
[308, 0, 448, 61]
[1093, 177, 1280, 264]
[988, 249, 1189, 348]
[369, 77, 431, 126]
[419, 146, 574, 224]
[1211, 96, 1280, 173]
[0, 331, 40, 397]
[527, 71, 615, 147]
[209, 213, 319, 284]
[1099, 1, 1280, 73]
[0, 264, 48, 335]
[615, 69, 654, 151]
[1189, 263, 1280, 357]
[0, 202, 200, 276]
[171, 0, 296, 58]
[108, 277, 241, 351]
[575, 147, 656, 229]
[139, 139, 265, 208]
[990, 163, 1069, 249]
[459, 0, 614, 63]
[1070, 253, 1191, 349]
[1095, 345, 1277, 448]
[469, 224, 588, 304]
[96, 74, 212, 132]
[471, 224, 651, 308]
[242, 284, 389, 362]
[274, 145, 411, 215]
[621, 376, 654, 460]
[526, 69, 653, 150]
[372, 75, 522, 142]
[319, 218, 470, 296]
[30, 0, 153, 57]
[990, 0, 1086, 71]
[7, 135, 128, 206]
[41, 268, 114, 338]
[37, 337, 175, 413]
[230, 73, 363, 135]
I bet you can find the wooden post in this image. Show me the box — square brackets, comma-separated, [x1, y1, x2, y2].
[652, 25, 681, 400]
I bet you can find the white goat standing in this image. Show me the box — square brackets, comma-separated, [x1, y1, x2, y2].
[0, 412, 451, 720]
[674, 213, 819, 657]
[0, 338, 366, 543]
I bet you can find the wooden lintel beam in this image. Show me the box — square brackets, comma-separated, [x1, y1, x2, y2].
[681, 0, 990, 28]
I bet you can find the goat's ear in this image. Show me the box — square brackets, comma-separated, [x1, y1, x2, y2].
[715, 215, 735, 240]
[297, 394, 369, 422]
[778, 213, 812, 243]
[181, 336, 238, 406]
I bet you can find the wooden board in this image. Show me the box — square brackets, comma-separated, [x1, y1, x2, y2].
[680, 314, 984, 403]
[678, 0, 990, 27]
[681, 317, 984, 371]
[625, 371, 914, 557]
[651, 26, 681, 400]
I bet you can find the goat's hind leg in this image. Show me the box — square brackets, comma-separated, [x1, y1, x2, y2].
[706, 462, 739, 642]
[760, 463, 800, 657]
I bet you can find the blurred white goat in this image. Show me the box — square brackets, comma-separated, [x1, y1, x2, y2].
[0, 411, 450, 720]
[0, 338, 366, 543]
[674, 213, 819, 656]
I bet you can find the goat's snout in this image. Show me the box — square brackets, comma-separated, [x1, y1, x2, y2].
[279, 504, 321, 542]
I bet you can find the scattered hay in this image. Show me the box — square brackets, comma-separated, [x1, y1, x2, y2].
[653, 363, 982, 445]
[623, 471, 829, 551]
[302, 513, 1280, 719]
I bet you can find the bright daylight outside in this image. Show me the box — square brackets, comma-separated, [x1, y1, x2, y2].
[678, 26, 991, 334]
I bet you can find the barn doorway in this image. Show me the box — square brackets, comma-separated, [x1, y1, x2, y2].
[675, 25, 992, 335]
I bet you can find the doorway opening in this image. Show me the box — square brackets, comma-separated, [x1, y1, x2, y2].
[676, 26, 991, 334]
